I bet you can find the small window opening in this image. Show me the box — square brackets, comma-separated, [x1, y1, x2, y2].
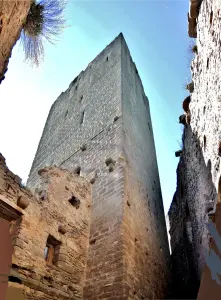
[207, 58, 209, 69]
[105, 157, 115, 172]
[44, 235, 61, 266]
[105, 157, 115, 166]
[75, 85, 78, 91]
[74, 166, 81, 175]
[65, 110, 68, 118]
[106, 56, 109, 61]
[127, 200, 131, 207]
[58, 225, 67, 235]
[69, 196, 80, 209]
[90, 238, 96, 245]
[80, 95, 83, 103]
[80, 111, 85, 125]
[203, 106, 206, 114]
[80, 144, 87, 151]
[39, 189, 47, 201]
[114, 116, 119, 122]
[108, 164, 114, 172]
[204, 135, 206, 150]
[8, 276, 22, 284]
[90, 177, 95, 184]
[210, 11, 213, 25]
[135, 238, 138, 243]
[43, 275, 53, 283]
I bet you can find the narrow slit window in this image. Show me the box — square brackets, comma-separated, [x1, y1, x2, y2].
[80, 111, 85, 125]
[44, 235, 61, 266]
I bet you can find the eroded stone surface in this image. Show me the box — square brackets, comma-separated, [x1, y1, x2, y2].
[0, 153, 91, 299]
[0, 0, 31, 83]
[169, 0, 221, 298]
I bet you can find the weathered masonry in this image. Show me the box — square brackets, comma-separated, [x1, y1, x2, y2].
[0, 0, 31, 84]
[27, 33, 171, 299]
[0, 153, 91, 300]
[169, 0, 221, 298]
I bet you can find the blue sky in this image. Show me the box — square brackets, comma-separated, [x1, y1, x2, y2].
[0, 0, 192, 215]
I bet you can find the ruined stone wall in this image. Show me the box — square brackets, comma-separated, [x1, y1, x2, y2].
[168, 146, 209, 299]
[169, 0, 221, 298]
[27, 33, 171, 299]
[0, 153, 91, 299]
[0, 0, 31, 83]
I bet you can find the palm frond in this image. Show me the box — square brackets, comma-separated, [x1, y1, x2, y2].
[20, 0, 67, 66]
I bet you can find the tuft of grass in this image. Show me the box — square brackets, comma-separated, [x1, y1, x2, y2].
[20, 0, 68, 66]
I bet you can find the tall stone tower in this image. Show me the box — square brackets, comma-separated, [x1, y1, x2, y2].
[27, 33, 171, 299]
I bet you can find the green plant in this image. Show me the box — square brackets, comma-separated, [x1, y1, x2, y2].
[20, 0, 67, 66]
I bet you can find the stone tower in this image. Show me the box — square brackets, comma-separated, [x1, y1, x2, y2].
[27, 33, 171, 299]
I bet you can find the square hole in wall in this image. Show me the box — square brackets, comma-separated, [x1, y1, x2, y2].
[44, 235, 61, 266]
[69, 195, 80, 209]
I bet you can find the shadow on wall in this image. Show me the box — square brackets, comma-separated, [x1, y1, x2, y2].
[168, 125, 218, 299]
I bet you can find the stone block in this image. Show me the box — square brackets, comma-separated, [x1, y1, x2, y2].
[17, 195, 29, 209]
[12, 238, 27, 250]
[189, 0, 199, 19]
[57, 261, 75, 274]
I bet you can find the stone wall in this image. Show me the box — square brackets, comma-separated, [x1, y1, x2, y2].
[27, 34, 126, 299]
[0, 153, 91, 299]
[197, 202, 221, 300]
[169, 0, 221, 298]
[27, 33, 171, 299]
[121, 37, 171, 299]
[0, 0, 31, 83]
